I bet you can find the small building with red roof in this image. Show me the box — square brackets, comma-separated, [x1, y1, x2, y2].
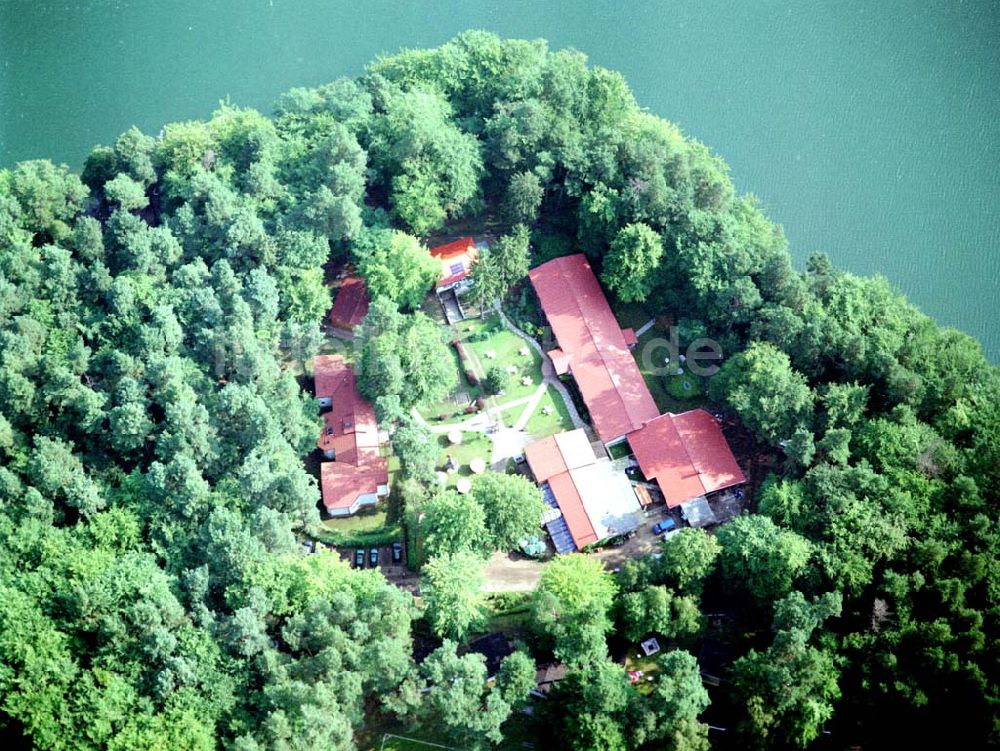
[525, 429, 642, 553]
[312, 354, 389, 516]
[529, 254, 659, 445]
[430, 237, 479, 293]
[321, 460, 389, 517]
[627, 409, 745, 508]
[328, 274, 369, 331]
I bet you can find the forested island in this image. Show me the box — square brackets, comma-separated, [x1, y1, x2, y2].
[0, 31, 998, 751]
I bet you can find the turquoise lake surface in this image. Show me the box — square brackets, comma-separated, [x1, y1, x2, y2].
[2, 0, 997, 358]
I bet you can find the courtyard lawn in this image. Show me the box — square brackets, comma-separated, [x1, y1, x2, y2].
[436, 430, 493, 488]
[665, 367, 706, 401]
[524, 385, 574, 439]
[633, 329, 675, 413]
[624, 648, 663, 697]
[481, 592, 533, 638]
[463, 315, 544, 402]
[415, 313, 546, 427]
[632, 329, 710, 414]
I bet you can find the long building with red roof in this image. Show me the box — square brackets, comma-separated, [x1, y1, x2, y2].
[627, 409, 745, 507]
[529, 254, 658, 445]
[312, 354, 389, 516]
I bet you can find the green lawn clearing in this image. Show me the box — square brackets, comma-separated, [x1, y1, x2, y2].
[436, 431, 492, 488]
[624, 647, 664, 696]
[463, 316, 543, 402]
[524, 385, 574, 439]
[631, 329, 710, 414]
[318, 511, 401, 548]
[416, 314, 546, 427]
[665, 367, 706, 401]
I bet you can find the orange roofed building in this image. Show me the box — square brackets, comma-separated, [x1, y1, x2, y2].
[312, 355, 389, 516]
[430, 237, 479, 293]
[529, 254, 659, 445]
[627, 409, 745, 507]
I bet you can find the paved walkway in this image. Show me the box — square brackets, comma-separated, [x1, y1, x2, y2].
[512, 382, 548, 431]
[634, 317, 657, 338]
[410, 392, 537, 435]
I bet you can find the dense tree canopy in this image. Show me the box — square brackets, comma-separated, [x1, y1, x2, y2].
[468, 471, 545, 551]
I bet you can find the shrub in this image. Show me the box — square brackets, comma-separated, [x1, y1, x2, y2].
[484, 365, 509, 395]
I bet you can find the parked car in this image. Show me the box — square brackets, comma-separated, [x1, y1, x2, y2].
[651, 518, 677, 536]
[369, 548, 379, 567]
[391, 542, 402, 563]
[354, 549, 365, 568]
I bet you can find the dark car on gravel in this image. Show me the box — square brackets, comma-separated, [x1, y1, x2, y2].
[369, 548, 379, 567]
[354, 549, 365, 568]
[391, 542, 402, 563]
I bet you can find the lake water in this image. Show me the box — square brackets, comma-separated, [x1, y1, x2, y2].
[2, 0, 998, 359]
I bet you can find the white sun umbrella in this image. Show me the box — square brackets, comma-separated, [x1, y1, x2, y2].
[469, 458, 487, 474]
[456, 478, 473, 494]
[447, 430, 463, 445]
[436, 471, 449, 484]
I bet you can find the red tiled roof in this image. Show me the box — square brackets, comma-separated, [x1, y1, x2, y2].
[627, 409, 745, 507]
[525, 429, 603, 550]
[529, 255, 660, 443]
[524, 430, 595, 484]
[430, 237, 476, 260]
[548, 348, 572, 376]
[321, 459, 389, 511]
[548, 472, 599, 549]
[329, 275, 369, 330]
[431, 237, 478, 288]
[314, 355, 388, 512]
[316, 366, 381, 466]
[313, 354, 351, 400]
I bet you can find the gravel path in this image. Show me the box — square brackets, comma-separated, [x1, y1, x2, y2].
[482, 551, 546, 592]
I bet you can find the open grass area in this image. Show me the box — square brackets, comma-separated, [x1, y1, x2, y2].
[665, 367, 706, 401]
[436, 430, 492, 488]
[481, 592, 533, 639]
[524, 385, 574, 439]
[624, 647, 663, 696]
[633, 329, 674, 413]
[318, 510, 401, 548]
[632, 329, 710, 414]
[463, 316, 543, 402]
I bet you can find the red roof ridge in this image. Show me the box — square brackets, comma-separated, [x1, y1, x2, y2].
[627, 409, 745, 507]
[430, 237, 475, 259]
